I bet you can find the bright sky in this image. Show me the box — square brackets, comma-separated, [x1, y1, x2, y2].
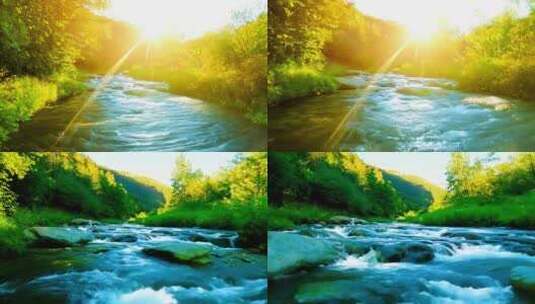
[84, 152, 238, 185]
[358, 153, 516, 188]
[352, 0, 531, 38]
[104, 0, 266, 39]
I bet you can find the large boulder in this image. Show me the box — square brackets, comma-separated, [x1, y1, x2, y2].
[376, 242, 434, 264]
[142, 241, 212, 265]
[441, 231, 481, 240]
[30, 227, 94, 247]
[511, 266, 535, 295]
[268, 232, 341, 278]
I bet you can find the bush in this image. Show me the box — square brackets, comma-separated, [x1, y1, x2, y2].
[268, 62, 339, 105]
[140, 200, 268, 251]
[0, 77, 57, 143]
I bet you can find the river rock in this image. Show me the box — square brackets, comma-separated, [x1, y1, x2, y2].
[142, 241, 212, 265]
[30, 227, 94, 247]
[111, 235, 138, 243]
[70, 219, 101, 226]
[188, 234, 235, 248]
[376, 242, 434, 263]
[294, 280, 367, 303]
[268, 232, 340, 278]
[511, 266, 535, 294]
[328, 216, 353, 225]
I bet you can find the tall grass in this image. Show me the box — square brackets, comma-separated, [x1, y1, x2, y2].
[0, 72, 86, 144]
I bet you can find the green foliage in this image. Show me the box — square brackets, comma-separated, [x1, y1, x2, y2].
[0, 0, 107, 77]
[268, 62, 339, 105]
[382, 171, 446, 210]
[409, 192, 535, 229]
[129, 13, 268, 125]
[268, 203, 341, 230]
[10, 153, 140, 219]
[0, 153, 32, 215]
[459, 13, 535, 100]
[113, 171, 171, 212]
[269, 152, 410, 218]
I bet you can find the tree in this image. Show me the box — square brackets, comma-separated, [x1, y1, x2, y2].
[0, 153, 32, 215]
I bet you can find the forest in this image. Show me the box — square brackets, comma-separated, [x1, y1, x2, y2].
[0, 152, 268, 258]
[269, 152, 535, 230]
[0, 0, 267, 148]
[268, 152, 443, 229]
[140, 152, 268, 250]
[268, 0, 535, 105]
[412, 153, 535, 228]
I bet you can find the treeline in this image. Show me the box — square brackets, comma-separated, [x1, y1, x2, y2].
[269, 152, 441, 220]
[413, 153, 535, 228]
[268, 0, 535, 105]
[0, 153, 146, 219]
[127, 13, 268, 124]
[0, 0, 108, 144]
[141, 153, 267, 249]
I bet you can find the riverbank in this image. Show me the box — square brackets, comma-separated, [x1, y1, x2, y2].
[0, 208, 80, 257]
[0, 72, 87, 145]
[139, 202, 268, 252]
[406, 192, 535, 230]
[0, 222, 267, 303]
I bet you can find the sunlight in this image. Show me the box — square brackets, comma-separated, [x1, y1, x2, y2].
[105, 0, 266, 40]
[353, 0, 531, 35]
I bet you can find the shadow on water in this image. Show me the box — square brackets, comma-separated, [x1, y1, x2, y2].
[269, 72, 535, 151]
[5, 75, 266, 152]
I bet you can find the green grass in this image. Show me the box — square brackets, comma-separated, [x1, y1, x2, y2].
[268, 63, 340, 106]
[0, 72, 87, 144]
[268, 203, 343, 230]
[0, 208, 78, 258]
[407, 192, 535, 229]
[139, 201, 268, 251]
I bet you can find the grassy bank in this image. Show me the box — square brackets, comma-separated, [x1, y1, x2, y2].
[268, 63, 341, 106]
[268, 203, 344, 230]
[138, 201, 268, 252]
[0, 72, 87, 144]
[0, 208, 78, 257]
[407, 192, 535, 229]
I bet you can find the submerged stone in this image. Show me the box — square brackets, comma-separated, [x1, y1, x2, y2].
[295, 280, 366, 303]
[142, 241, 212, 265]
[511, 266, 535, 294]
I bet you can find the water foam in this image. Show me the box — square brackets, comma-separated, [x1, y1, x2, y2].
[114, 288, 177, 304]
[419, 280, 513, 304]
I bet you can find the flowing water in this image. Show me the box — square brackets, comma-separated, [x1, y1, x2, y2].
[269, 222, 535, 304]
[5, 75, 266, 151]
[0, 224, 267, 304]
[269, 72, 535, 151]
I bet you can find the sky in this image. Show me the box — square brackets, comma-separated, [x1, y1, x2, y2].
[84, 152, 238, 185]
[352, 0, 531, 34]
[358, 153, 516, 188]
[104, 0, 266, 39]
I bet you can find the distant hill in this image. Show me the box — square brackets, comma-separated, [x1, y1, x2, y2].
[382, 170, 446, 210]
[112, 171, 172, 212]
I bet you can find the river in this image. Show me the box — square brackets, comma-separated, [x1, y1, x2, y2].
[0, 224, 267, 304]
[5, 75, 266, 151]
[269, 72, 535, 151]
[269, 222, 535, 304]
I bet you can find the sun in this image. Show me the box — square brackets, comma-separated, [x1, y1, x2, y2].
[405, 20, 439, 42]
